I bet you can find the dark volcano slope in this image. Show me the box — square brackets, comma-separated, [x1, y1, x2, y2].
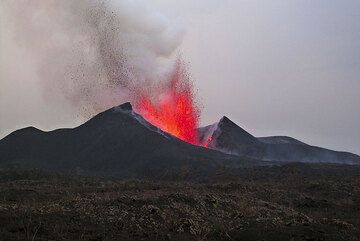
[199, 117, 259, 154]
[0, 103, 260, 179]
[199, 117, 360, 165]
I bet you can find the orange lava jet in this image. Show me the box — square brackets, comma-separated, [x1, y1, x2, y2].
[134, 62, 201, 145]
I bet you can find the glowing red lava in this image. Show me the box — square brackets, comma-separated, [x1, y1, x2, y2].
[134, 62, 201, 145]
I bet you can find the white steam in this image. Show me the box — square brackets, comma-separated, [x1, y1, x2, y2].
[0, 0, 183, 118]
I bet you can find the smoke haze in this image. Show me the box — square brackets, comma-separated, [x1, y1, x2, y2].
[0, 0, 183, 127]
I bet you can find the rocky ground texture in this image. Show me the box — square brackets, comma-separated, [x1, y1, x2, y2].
[0, 164, 359, 241]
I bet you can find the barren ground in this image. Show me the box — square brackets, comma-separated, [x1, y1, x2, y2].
[0, 164, 359, 241]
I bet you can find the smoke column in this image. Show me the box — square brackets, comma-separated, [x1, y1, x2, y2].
[0, 0, 201, 143]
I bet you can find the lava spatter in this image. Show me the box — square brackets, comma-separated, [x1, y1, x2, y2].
[134, 62, 201, 145]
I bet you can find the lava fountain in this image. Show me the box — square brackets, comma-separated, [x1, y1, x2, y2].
[134, 62, 201, 145]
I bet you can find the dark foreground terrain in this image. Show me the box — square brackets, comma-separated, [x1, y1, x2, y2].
[1, 164, 359, 241]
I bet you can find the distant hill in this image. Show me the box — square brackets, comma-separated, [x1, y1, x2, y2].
[199, 116, 360, 165]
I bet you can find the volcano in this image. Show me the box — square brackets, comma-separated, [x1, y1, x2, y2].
[0, 103, 359, 179]
[0, 103, 261, 179]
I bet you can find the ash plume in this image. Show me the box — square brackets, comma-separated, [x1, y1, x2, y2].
[0, 0, 184, 117]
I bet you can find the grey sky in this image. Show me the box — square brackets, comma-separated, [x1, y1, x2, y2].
[153, 0, 360, 155]
[1, 1, 359, 155]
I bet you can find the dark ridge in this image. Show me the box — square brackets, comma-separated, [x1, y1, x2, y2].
[201, 116, 360, 165]
[206, 116, 259, 152]
[114, 102, 133, 111]
[217, 116, 259, 145]
[258, 136, 306, 145]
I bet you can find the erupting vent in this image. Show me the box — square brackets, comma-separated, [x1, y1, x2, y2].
[134, 62, 201, 145]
